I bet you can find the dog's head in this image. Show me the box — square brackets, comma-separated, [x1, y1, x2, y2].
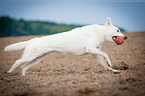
[105, 17, 127, 44]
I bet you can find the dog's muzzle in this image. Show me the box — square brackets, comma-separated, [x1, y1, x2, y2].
[112, 35, 127, 45]
[112, 35, 127, 41]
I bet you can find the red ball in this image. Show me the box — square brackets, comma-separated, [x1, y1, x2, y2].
[115, 36, 124, 45]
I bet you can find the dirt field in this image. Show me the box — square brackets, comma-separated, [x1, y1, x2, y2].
[0, 32, 145, 96]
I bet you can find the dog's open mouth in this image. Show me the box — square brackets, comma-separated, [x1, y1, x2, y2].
[112, 36, 124, 45]
[112, 36, 117, 43]
[112, 36, 117, 42]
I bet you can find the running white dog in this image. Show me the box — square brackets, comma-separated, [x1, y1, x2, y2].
[4, 17, 127, 76]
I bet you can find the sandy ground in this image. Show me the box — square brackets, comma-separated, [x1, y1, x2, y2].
[0, 32, 145, 96]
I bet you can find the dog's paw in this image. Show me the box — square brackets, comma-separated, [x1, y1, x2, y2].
[112, 69, 120, 74]
[22, 71, 26, 76]
[7, 71, 12, 73]
[22, 74, 26, 76]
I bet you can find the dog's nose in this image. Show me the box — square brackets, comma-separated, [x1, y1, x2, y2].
[124, 36, 128, 40]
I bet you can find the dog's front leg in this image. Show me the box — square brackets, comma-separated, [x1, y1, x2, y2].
[93, 54, 112, 70]
[86, 47, 120, 73]
[86, 47, 112, 66]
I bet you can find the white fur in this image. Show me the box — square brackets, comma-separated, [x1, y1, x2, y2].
[4, 17, 126, 76]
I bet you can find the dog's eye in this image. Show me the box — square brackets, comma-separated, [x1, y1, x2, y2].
[117, 30, 119, 32]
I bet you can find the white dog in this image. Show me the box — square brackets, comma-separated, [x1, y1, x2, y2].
[4, 17, 127, 76]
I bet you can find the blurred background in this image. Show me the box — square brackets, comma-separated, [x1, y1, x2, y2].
[0, 0, 145, 37]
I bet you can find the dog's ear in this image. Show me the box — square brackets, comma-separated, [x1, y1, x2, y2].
[105, 17, 112, 26]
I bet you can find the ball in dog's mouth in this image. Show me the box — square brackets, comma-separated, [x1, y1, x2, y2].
[112, 36, 124, 45]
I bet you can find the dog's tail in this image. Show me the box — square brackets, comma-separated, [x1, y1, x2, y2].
[4, 37, 39, 52]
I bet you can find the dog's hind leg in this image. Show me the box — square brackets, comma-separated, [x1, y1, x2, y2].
[7, 51, 44, 74]
[22, 54, 48, 76]
[7, 58, 27, 73]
